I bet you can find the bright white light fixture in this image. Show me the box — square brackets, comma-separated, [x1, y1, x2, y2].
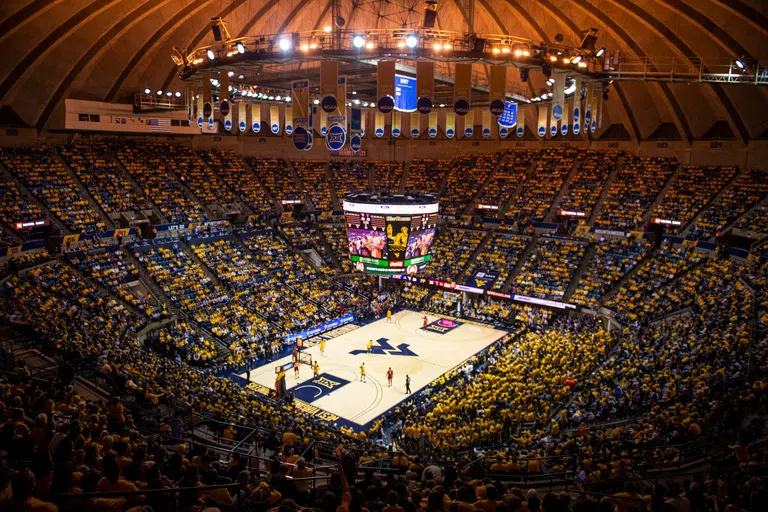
[207, 49, 215, 60]
[406, 34, 418, 48]
[279, 38, 291, 51]
[352, 35, 365, 48]
[144, 88, 150, 94]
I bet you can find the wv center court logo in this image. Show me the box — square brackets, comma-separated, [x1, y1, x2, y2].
[349, 337, 418, 357]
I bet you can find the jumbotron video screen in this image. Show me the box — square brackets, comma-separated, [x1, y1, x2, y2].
[343, 194, 438, 275]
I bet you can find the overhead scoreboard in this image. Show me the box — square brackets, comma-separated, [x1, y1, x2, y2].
[343, 192, 438, 275]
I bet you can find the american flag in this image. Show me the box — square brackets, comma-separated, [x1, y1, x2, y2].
[149, 118, 172, 132]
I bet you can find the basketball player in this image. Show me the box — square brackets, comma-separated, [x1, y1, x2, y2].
[367, 339, 373, 354]
[313, 362, 320, 379]
[387, 309, 392, 322]
[292, 347, 298, 363]
[387, 367, 393, 387]
[422, 315, 428, 329]
[294, 361, 300, 379]
[360, 363, 366, 383]
[405, 374, 411, 394]
[319, 338, 326, 354]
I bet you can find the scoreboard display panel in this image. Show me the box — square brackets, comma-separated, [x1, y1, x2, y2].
[343, 197, 438, 275]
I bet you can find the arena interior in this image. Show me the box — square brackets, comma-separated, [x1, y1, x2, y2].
[1, 1, 768, 511]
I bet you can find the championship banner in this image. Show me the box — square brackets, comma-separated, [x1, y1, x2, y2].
[334, 77, 347, 118]
[196, 87, 204, 128]
[584, 83, 594, 130]
[251, 103, 261, 133]
[453, 63, 472, 115]
[326, 77, 347, 151]
[516, 108, 525, 137]
[482, 110, 492, 138]
[552, 73, 565, 122]
[270, 105, 280, 134]
[428, 111, 438, 138]
[410, 112, 420, 137]
[561, 103, 569, 136]
[238, 102, 247, 132]
[537, 106, 547, 137]
[392, 111, 401, 137]
[318, 109, 328, 136]
[572, 78, 582, 135]
[489, 65, 506, 115]
[464, 111, 474, 137]
[292, 80, 310, 150]
[349, 107, 362, 152]
[220, 71, 232, 131]
[320, 61, 339, 113]
[416, 61, 434, 114]
[497, 101, 517, 128]
[445, 112, 455, 138]
[374, 112, 385, 137]
[377, 61, 396, 113]
[550, 106, 558, 137]
[202, 73, 213, 129]
[360, 110, 366, 137]
[467, 270, 500, 290]
[499, 126, 509, 138]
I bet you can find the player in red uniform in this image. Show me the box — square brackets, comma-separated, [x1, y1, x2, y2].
[387, 367, 393, 387]
[294, 361, 300, 379]
[422, 315, 428, 328]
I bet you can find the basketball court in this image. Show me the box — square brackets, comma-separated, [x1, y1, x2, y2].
[241, 309, 508, 430]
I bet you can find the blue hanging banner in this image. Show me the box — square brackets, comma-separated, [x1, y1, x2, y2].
[497, 101, 518, 128]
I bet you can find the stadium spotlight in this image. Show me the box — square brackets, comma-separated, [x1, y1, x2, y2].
[443, 43, 452, 50]
[268, 95, 274, 100]
[397, 41, 406, 49]
[542, 63, 552, 78]
[279, 38, 292, 51]
[492, 47, 501, 54]
[238, 74, 244, 79]
[175, 91, 181, 97]
[207, 49, 215, 60]
[595, 47, 606, 57]
[734, 59, 745, 70]
[236, 42, 245, 54]
[433, 43, 442, 51]
[275, 95, 282, 101]
[353, 99, 361, 105]
[285, 96, 291, 102]
[353, 35, 365, 48]
[520, 69, 529, 82]
[365, 41, 375, 49]
[578, 61, 588, 68]
[144, 88, 150, 94]
[406, 34, 418, 48]
[166, 91, 172, 96]
[156, 90, 163, 96]
[546, 78, 554, 86]
[323, 25, 332, 33]
[301, 44, 309, 51]
[571, 55, 582, 64]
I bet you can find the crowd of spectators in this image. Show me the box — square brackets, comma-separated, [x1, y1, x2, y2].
[376, 161, 405, 192]
[280, 223, 336, 275]
[162, 144, 239, 206]
[687, 169, 768, 240]
[405, 159, 450, 194]
[463, 234, 530, 291]
[157, 320, 217, 363]
[595, 156, 677, 231]
[0, 147, 104, 234]
[513, 238, 586, 300]
[0, 175, 43, 230]
[293, 161, 333, 212]
[198, 150, 275, 217]
[441, 154, 502, 216]
[571, 236, 653, 307]
[425, 229, 486, 282]
[473, 150, 535, 216]
[652, 165, 738, 231]
[605, 241, 705, 323]
[113, 141, 204, 223]
[736, 204, 768, 234]
[556, 151, 620, 218]
[319, 223, 355, 273]
[58, 141, 152, 217]
[505, 147, 580, 223]
[330, 160, 371, 197]
[243, 157, 302, 203]
[69, 248, 168, 322]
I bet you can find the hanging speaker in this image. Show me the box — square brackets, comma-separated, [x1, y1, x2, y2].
[423, 9, 437, 28]
[472, 38, 486, 53]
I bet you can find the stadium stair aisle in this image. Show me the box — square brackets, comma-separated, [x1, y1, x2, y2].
[563, 243, 597, 302]
[458, 230, 494, 280]
[641, 161, 682, 224]
[598, 248, 653, 305]
[180, 238, 229, 290]
[501, 233, 539, 293]
[196, 152, 255, 217]
[107, 146, 169, 223]
[461, 152, 509, 216]
[285, 158, 314, 211]
[0, 154, 72, 235]
[544, 153, 585, 222]
[497, 157, 538, 219]
[587, 155, 624, 226]
[54, 149, 115, 230]
[120, 246, 181, 317]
